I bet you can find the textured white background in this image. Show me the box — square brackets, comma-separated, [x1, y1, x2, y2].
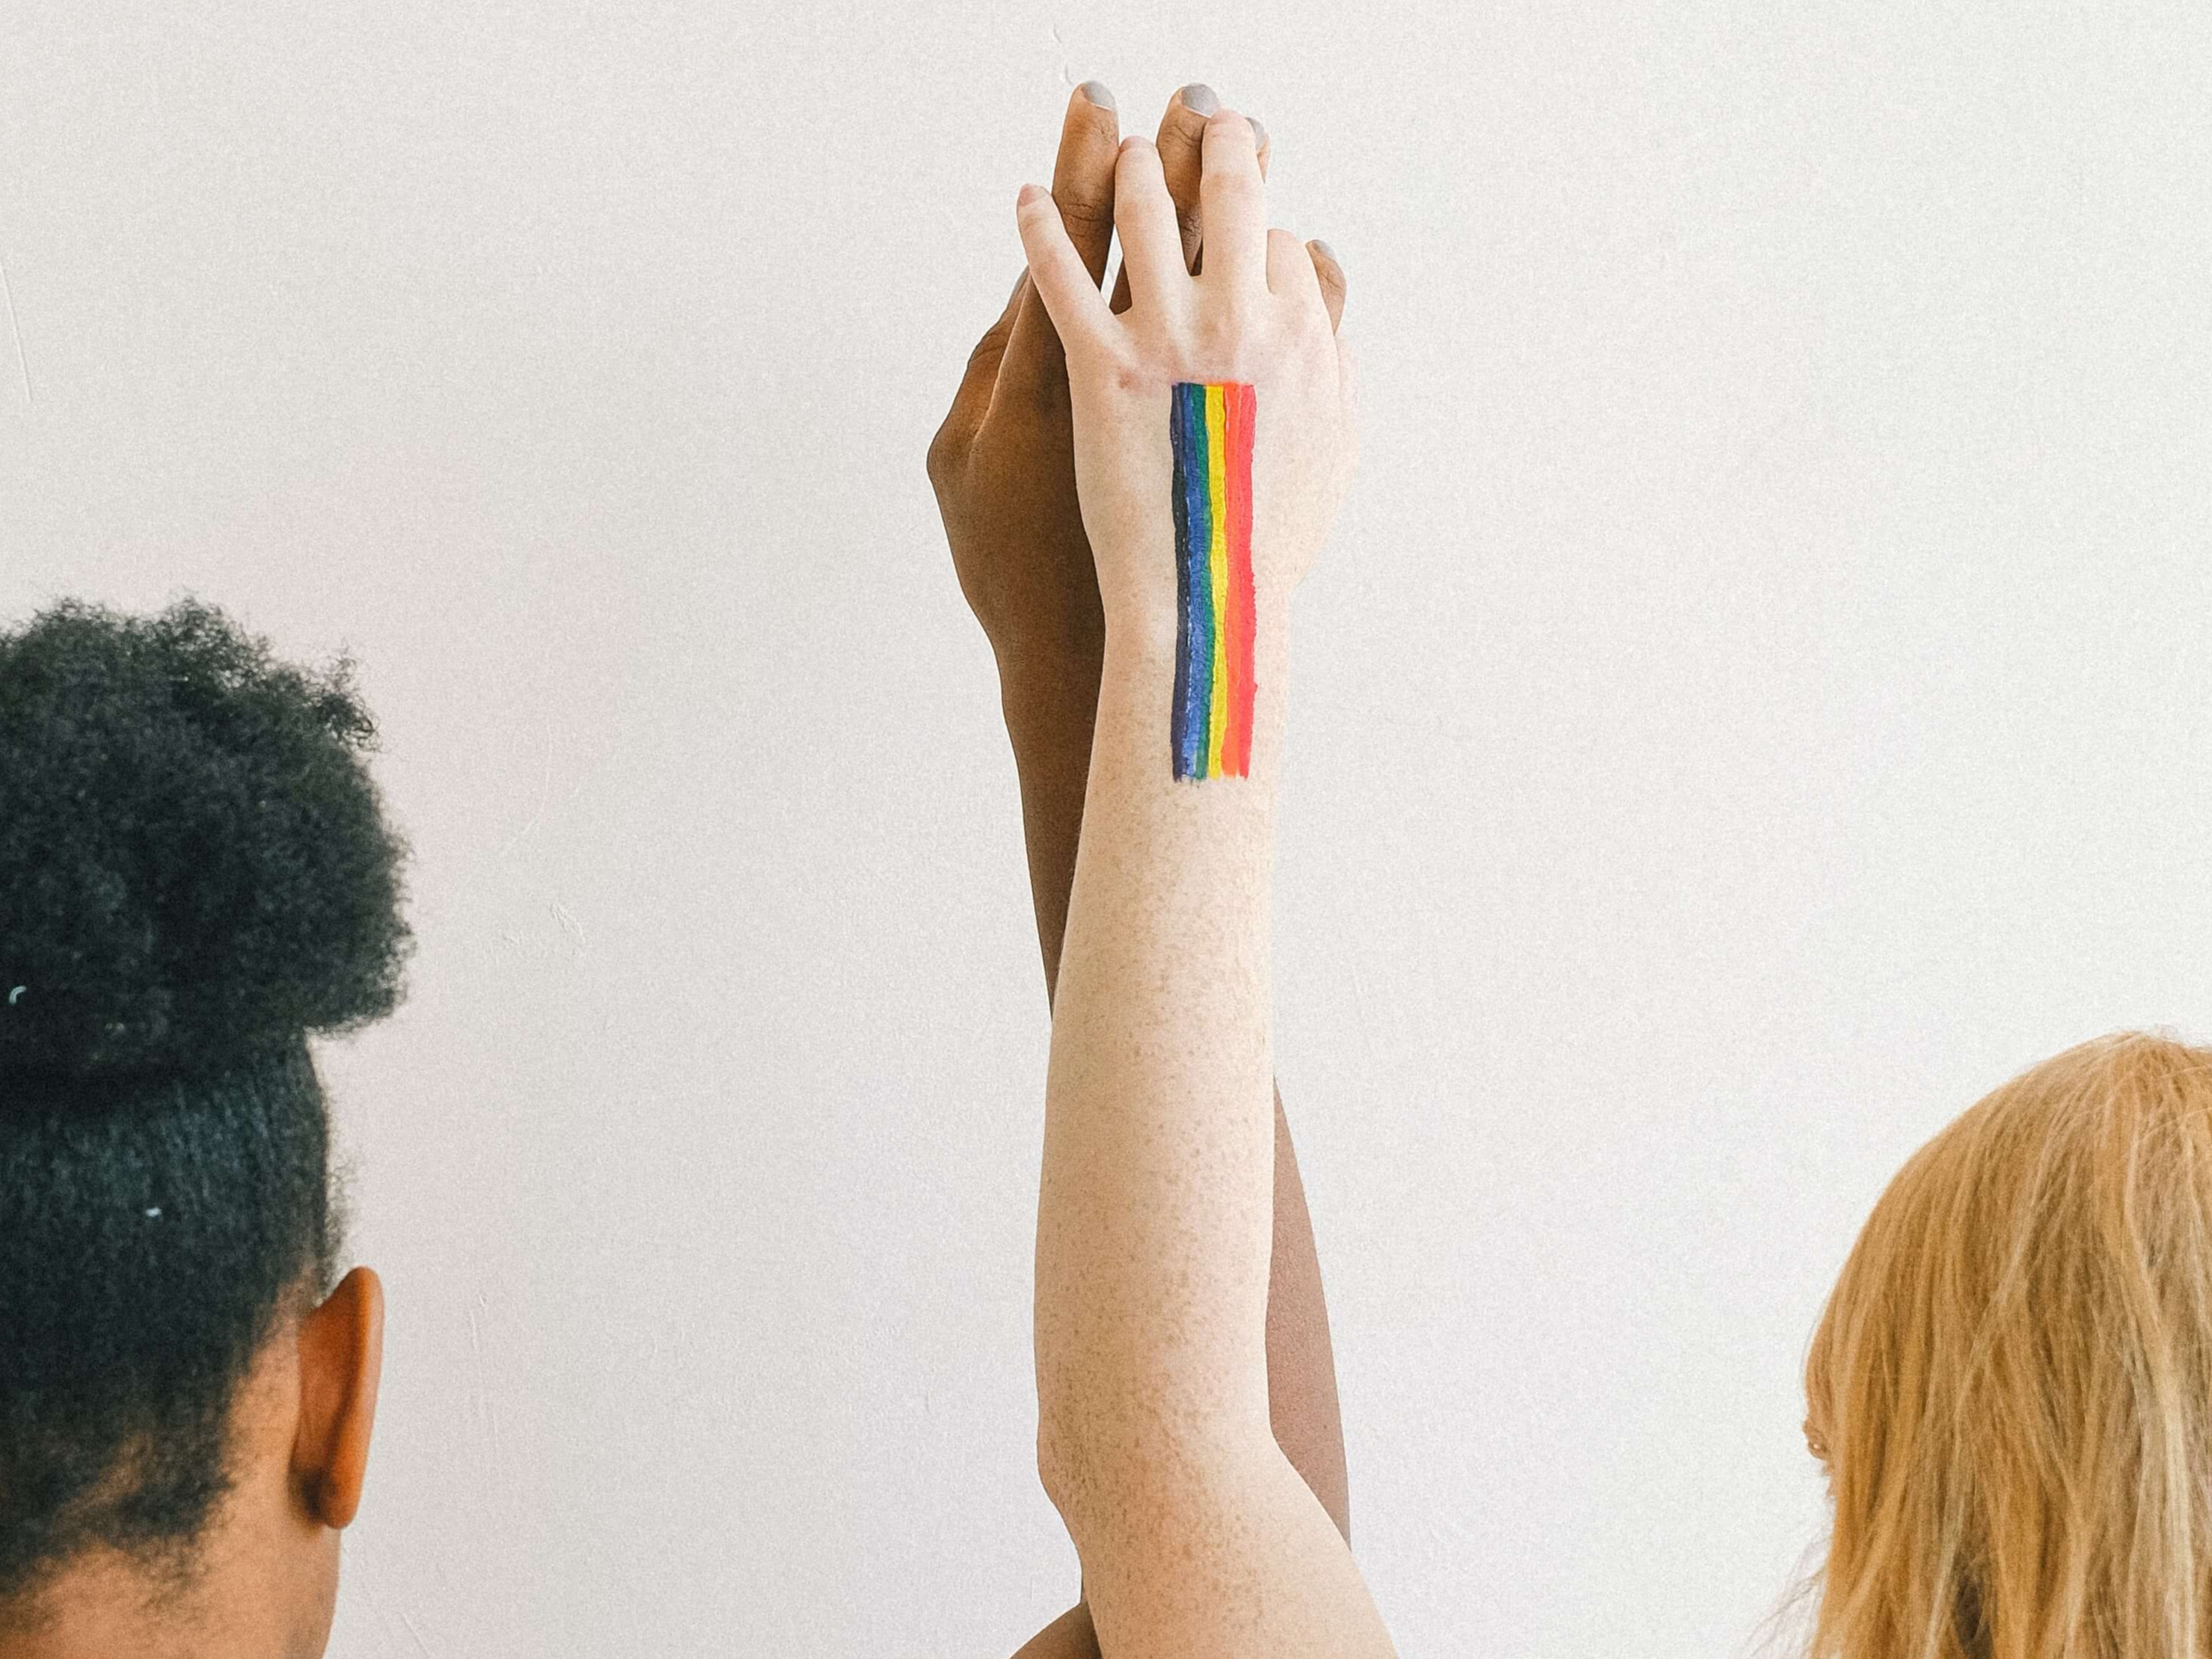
[2, 3, 2208, 1655]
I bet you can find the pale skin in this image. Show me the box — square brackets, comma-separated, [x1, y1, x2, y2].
[1014, 108, 1385, 1658]
[3, 1269, 383, 1659]
[930, 83, 1354, 1656]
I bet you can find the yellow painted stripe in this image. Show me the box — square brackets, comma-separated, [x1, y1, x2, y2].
[1205, 383, 1230, 774]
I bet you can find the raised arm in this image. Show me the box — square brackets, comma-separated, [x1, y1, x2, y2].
[1017, 112, 1387, 1658]
[928, 86, 1354, 1567]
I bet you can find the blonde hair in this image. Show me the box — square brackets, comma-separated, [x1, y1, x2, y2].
[1803, 1032, 2212, 1658]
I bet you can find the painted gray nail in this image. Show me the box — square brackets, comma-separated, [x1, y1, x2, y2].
[1078, 80, 1115, 111]
[1311, 239, 1340, 265]
[1249, 117, 1268, 151]
[1179, 82, 1220, 116]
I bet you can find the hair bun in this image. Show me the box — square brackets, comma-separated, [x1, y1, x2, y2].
[0, 598, 411, 1086]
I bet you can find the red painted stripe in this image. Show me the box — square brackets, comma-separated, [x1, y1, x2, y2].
[1222, 382, 1258, 774]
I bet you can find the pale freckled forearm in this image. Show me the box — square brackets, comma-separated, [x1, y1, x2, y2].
[1001, 640, 1352, 1543]
[1036, 607, 1290, 1466]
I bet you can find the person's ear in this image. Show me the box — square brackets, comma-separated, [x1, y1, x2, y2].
[291, 1265, 385, 1530]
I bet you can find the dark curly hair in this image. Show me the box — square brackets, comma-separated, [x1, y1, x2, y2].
[0, 598, 410, 1602]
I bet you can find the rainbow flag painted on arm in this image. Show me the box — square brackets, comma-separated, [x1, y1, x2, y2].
[1168, 381, 1257, 779]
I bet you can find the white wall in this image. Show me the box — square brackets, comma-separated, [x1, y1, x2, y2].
[2, 3, 2208, 1654]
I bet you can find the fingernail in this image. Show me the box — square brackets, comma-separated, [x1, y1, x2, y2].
[1017, 183, 1046, 208]
[1311, 239, 1339, 264]
[1077, 80, 1114, 111]
[1178, 82, 1219, 116]
[1249, 117, 1269, 151]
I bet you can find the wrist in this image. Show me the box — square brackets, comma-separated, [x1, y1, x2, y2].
[1098, 587, 1290, 785]
[1097, 574, 1291, 653]
[1100, 586, 1291, 674]
[990, 589, 1103, 681]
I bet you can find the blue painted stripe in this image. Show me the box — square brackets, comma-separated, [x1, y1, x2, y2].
[1170, 382, 1194, 777]
[1175, 383, 1215, 778]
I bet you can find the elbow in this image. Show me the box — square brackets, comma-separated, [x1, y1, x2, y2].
[1034, 1385, 1266, 1538]
[1035, 1402, 1088, 1521]
[1035, 1381, 1117, 1523]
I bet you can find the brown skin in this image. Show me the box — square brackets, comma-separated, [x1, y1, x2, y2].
[4, 1268, 384, 1659]
[927, 83, 1351, 1657]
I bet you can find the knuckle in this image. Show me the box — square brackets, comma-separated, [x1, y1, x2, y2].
[1056, 191, 1115, 235]
[1073, 99, 1118, 143]
[1164, 104, 1210, 147]
[1192, 309, 1244, 361]
[1097, 342, 1146, 398]
[1207, 166, 1260, 202]
[925, 419, 968, 486]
